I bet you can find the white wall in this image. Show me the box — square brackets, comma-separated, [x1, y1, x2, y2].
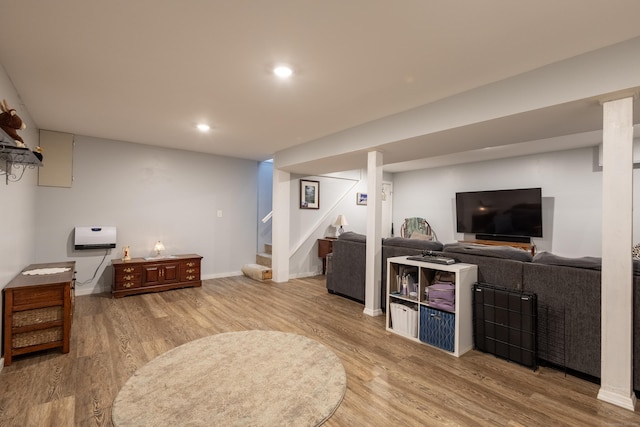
[288, 170, 368, 277]
[34, 135, 259, 295]
[391, 146, 630, 257]
[257, 160, 273, 253]
[0, 65, 39, 288]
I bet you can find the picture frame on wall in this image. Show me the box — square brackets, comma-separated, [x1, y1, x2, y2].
[357, 192, 367, 205]
[300, 179, 320, 209]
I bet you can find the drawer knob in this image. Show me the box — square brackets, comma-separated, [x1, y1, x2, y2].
[186, 262, 195, 267]
[186, 275, 196, 281]
[123, 282, 135, 288]
[124, 274, 134, 280]
[123, 267, 135, 273]
[186, 268, 195, 273]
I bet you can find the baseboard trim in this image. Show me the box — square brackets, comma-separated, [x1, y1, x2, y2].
[363, 307, 384, 317]
[597, 387, 637, 411]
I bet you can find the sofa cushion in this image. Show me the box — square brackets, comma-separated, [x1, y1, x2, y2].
[533, 251, 640, 276]
[532, 251, 601, 270]
[383, 237, 443, 251]
[337, 231, 366, 243]
[443, 243, 533, 262]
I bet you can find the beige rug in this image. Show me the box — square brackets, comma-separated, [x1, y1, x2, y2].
[112, 330, 347, 426]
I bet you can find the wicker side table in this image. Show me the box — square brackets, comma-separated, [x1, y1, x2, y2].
[3, 261, 75, 366]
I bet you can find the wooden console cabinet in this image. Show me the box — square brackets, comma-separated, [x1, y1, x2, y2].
[112, 254, 202, 298]
[3, 261, 76, 366]
[318, 237, 337, 275]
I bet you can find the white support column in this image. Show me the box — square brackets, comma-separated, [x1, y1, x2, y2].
[364, 151, 384, 317]
[272, 167, 290, 283]
[598, 96, 636, 410]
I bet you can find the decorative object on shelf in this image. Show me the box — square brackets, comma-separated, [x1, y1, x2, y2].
[400, 217, 437, 241]
[0, 99, 26, 147]
[300, 179, 319, 209]
[0, 104, 43, 184]
[153, 241, 165, 257]
[334, 214, 348, 236]
[633, 243, 640, 260]
[356, 192, 367, 205]
[122, 245, 131, 261]
[33, 145, 43, 161]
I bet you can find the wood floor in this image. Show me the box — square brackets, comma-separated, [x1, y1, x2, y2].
[1, 275, 639, 426]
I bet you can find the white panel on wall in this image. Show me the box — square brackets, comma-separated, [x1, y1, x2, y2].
[38, 130, 74, 187]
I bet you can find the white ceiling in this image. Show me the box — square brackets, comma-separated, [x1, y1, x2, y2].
[1, 1, 640, 171]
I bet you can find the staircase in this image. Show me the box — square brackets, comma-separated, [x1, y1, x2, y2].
[241, 243, 273, 281]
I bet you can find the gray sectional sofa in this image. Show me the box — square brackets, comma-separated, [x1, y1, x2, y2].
[325, 232, 640, 392]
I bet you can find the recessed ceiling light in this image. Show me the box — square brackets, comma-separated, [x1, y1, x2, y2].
[273, 66, 293, 78]
[196, 123, 210, 132]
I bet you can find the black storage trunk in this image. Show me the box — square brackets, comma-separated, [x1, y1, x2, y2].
[473, 282, 537, 370]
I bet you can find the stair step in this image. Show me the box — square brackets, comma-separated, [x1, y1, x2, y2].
[256, 252, 272, 268]
[242, 264, 272, 281]
[264, 243, 272, 255]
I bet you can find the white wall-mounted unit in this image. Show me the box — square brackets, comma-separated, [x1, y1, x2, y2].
[74, 226, 116, 250]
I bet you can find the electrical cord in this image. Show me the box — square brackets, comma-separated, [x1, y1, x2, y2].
[76, 249, 109, 286]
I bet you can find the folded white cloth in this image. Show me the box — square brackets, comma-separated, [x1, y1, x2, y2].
[22, 267, 71, 275]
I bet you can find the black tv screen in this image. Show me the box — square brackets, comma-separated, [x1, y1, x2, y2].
[456, 188, 542, 238]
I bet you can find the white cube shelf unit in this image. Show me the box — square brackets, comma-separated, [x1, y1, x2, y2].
[386, 256, 478, 357]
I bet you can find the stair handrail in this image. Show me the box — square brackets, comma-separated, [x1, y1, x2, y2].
[261, 211, 272, 224]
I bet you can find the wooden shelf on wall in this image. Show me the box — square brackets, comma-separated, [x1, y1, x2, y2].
[0, 142, 42, 184]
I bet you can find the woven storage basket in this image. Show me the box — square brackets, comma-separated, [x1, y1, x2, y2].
[13, 306, 63, 327]
[13, 327, 63, 349]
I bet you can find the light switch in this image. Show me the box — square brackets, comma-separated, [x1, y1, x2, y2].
[217, 210, 223, 218]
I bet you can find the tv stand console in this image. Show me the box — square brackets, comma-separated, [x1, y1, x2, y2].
[459, 239, 536, 255]
[112, 254, 202, 298]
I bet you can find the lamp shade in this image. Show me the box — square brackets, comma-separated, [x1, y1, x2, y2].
[153, 241, 165, 253]
[334, 214, 348, 226]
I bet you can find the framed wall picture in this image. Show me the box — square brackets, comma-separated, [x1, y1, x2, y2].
[357, 192, 367, 205]
[300, 179, 320, 209]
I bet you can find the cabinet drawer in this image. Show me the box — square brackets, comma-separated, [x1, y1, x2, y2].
[115, 265, 142, 274]
[13, 326, 63, 349]
[183, 260, 200, 268]
[115, 280, 141, 291]
[13, 306, 63, 327]
[181, 266, 200, 281]
[115, 272, 142, 284]
[12, 286, 64, 307]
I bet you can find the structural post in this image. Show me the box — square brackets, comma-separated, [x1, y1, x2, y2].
[272, 167, 290, 283]
[364, 151, 383, 317]
[598, 96, 636, 410]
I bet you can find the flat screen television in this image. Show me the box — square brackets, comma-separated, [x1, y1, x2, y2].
[455, 188, 542, 239]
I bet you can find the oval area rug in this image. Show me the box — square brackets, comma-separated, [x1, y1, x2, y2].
[112, 330, 347, 426]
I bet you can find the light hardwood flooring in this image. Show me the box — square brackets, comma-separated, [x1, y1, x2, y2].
[1, 275, 639, 426]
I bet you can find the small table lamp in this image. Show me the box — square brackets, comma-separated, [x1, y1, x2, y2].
[334, 214, 348, 236]
[153, 241, 165, 257]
